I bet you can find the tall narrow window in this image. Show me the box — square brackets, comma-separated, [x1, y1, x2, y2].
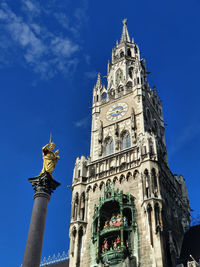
[126, 81, 133, 89]
[77, 227, 83, 267]
[134, 45, 138, 54]
[128, 67, 133, 78]
[80, 192, 85, 221]
[121, 131, 131, 149]
[149, 138, 154, 155]
[151, 168, 158, 197]
[105, 137, 114, 156]
[71, 227, 77, 257]
[73, 193, 79, 220]
[154, 203, 161, 233]
[147, 204, 153, 246]
[127, 48, 132, 57]
[120, 50, 124, 57]
[144, 170, 150, 198]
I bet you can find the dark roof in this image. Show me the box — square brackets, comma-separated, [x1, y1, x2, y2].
[179, 225, 200, 265]
[44, 259, 69, 267]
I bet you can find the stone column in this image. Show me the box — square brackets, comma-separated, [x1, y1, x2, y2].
[22, 172, 60, 267]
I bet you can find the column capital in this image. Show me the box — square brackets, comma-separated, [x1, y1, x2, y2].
[28, 172, 60, 196]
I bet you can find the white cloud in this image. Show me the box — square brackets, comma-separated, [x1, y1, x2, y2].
[51, 37, 79, 57]
[74, 116, 89, 128]
[85, 71, 97, 79]
[22, 0, 40, 16]
[30, 23, 41, 35]
[0, 1, 82, 79]
[54, 12, 70, 30]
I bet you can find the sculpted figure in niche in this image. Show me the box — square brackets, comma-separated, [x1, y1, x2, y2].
[113, 240, 117, 249]
[116, 236, 120, 248]
[40, 139, 60, 176]
[103, 213, 125, 229]
[103, 239, 109, 252]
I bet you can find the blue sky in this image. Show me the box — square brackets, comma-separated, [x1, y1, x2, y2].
[0, 0, 200, 266]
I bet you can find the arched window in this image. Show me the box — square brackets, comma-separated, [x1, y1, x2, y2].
[113, 177, 118, 184]
[77, 227, 83, 267]
[118, 85, 123, 93]
[134, 45, 138, 54]
[80, 192, 85, 221]
[105, 137, 114, 156]
[99, 181, 105, 190]
[128, 67, 133, 78]
[121, 131, 131, 149]
[154, 203, 161, 233]
[126, 81, 133, 89]
[127, 48, 132, 57]
[151, 168, 158, 193]
[120, 50, 124, 57]
[73, 192, 79, 220]
[93, 183, 98, 192]
[119, 174, 125, 184]
[101, 92, 107, 100]
[70, 227, 77, 256]
[144, 169, 150, 198]
[109, 89, 115, 99]
[147, 204, 153, 246]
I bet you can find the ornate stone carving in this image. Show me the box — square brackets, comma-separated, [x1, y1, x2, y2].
[29, 172, 60, 195]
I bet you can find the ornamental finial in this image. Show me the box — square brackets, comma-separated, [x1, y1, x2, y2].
[122, 18, 127, 25]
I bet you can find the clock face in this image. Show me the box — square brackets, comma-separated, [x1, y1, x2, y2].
[106, 103, 128, 121]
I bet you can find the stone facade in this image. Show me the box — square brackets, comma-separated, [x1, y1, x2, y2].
[69, 20, 190, 267]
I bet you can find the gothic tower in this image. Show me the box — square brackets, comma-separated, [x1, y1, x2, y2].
[69, 19, 190, 267]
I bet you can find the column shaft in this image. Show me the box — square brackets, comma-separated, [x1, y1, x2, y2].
[22, 192, 50, 267]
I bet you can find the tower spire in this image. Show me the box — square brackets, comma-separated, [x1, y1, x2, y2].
[120, 18, 131, 43]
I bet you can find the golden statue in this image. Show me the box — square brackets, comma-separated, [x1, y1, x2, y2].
[40, 136, 60, 176]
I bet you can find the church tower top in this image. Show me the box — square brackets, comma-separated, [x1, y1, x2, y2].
[120, 18, 131, 43]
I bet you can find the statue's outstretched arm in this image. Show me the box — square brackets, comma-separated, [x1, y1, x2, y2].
[42, 144, 49, 151]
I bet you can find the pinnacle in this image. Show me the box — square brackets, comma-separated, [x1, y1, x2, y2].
[95, 72, 102, 88]
[120, 18, 131, 43]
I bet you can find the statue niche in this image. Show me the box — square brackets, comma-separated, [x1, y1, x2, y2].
[92, 183, 138, 266]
